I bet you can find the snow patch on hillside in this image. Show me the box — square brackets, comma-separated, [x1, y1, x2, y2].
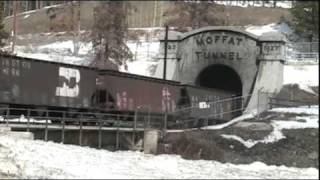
[245, 22, 293, 36]
[283, 65, 319, 94]
[204, 113, 255, 130]
[216, 1, 292, 9]
[125, 41, 160, 76]
[283, 65, 319, 87]
[221, 106, 319, 148]
[270, 106, 319, 115]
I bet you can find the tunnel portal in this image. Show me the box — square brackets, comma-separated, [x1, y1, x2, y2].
[195, 64, 243, 96]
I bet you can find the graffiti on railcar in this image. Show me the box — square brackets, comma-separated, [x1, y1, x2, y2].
[162, 86, 176, 112]
[116, 91, 134, 111]
[1, 58, 31, 77]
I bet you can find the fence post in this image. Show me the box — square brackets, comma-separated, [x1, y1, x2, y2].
[257, 89, 260, 120]
[45, 111, 49, 142]
[79, 114, 83, 146]
[61, 112, 65, 144]
[134, 110, 137, 130]
[241, 97, 244, 113]
[98, 118, 102, 149]
[205, 117, 209, 127]
[162, 113, 168, 137]
[27, 109, 30, 132]
[116, 115, 120, 150]
[6, 108, 9, 126]
[148, 107, 151, 128]
[133, 110, 138, 146]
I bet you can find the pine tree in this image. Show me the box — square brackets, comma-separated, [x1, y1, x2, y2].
[90, 1, 133, 70]
[0, 1, 9, 48]
[290, 1, 319, 41]
[164, 0, 225, 32]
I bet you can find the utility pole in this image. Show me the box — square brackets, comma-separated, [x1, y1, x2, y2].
[11, 1, 17, 53]
[163, 25, 168, 80]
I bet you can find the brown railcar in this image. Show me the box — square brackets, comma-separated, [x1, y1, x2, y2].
[96, 70, 181, 114]
[96, 70, 237, 126]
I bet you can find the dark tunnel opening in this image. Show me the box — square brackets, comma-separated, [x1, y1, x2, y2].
[195, 65, 243, 96]
[195, 65, 243, 117]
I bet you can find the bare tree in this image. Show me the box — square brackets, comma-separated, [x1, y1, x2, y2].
[0, 1, 9, 48]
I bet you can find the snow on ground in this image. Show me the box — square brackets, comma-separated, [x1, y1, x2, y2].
[216, 1, 292, 9]
[283, 65, 319, 93]
[0, 115, 51, 124]
[245, 22, 293, 37]
[23, 14, 30, 19]
[12, 41, 92, 66]
[221, 106, 319, 148]
[124, 41, 160, 76]
[203, 113, 255, 130]
[16, 51, 89, 65]
[4, 3, 64, 20]
[0, 134, 318, 179]
[8, 33, 160, 76]
[269, 106, 319, 115]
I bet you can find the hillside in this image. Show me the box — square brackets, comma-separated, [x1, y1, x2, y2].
[3, 1, 292, 35]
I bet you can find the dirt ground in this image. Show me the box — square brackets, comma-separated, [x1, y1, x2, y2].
[276, 84, 319, 104]
[158, 86, 319, 168]
[159, 113, 318, 168]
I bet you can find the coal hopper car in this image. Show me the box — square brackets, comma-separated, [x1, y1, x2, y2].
[0, 54, 97, 117]
[95, 70, 181, 117]
[96, 70, 236, 127]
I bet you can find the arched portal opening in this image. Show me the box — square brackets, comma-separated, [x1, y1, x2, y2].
[195, 64, 242, 96]
[195, 64, 243, 117]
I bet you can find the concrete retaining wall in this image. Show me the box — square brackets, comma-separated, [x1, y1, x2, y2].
[245, 60, 284, 113]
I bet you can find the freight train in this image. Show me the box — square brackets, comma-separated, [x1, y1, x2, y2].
[0, 53, 237, 128]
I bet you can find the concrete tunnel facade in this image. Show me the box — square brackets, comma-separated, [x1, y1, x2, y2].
[157, 26, 287, 114]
